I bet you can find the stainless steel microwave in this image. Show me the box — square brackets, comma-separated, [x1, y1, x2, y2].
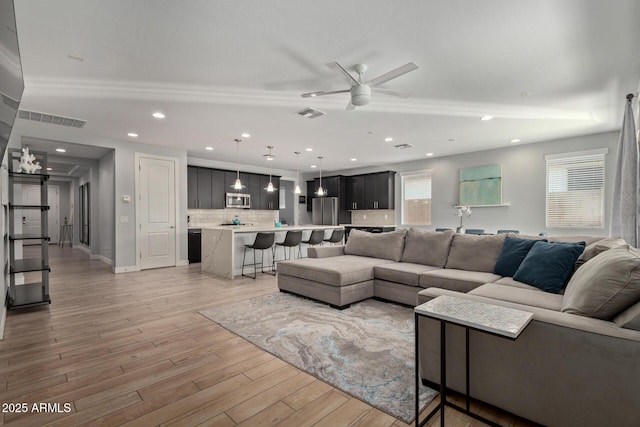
[226, 193, 251, 209]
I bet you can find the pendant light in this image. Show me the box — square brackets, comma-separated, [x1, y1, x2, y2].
[265, 146, 275, 192]
[231, 138, 244, 190]
[294, 151, 301, 194]
[316, 156, 325, 196]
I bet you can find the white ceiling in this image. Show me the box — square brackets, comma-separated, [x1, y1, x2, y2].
[12, 0, 640, 173]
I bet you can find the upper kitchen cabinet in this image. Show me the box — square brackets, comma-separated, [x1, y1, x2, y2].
[210, 169, 225, 208]
[196, 167, 213, 209]
[259, 175, 280, 210]
[366, 171, 395, 209]
[188, 166, 199, 209]
[346, 175, 366, 210]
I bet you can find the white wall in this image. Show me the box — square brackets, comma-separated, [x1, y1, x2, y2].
[11, 120, 189, 270]
[98, 150, 115, 264]
[305, 131, 620, 236]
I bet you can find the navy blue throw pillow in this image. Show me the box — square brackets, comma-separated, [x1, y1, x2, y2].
[513, 241, 586, 293]
[494, 237, 545, 277]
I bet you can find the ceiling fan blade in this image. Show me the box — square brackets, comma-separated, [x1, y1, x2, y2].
[367, 62, 418, 87]
[327, 61, 359, 86]
[372, 88, 411, 98]
[301, 89, 350, 98]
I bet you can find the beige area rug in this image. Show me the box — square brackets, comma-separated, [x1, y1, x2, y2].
[199, 293, 436, 423]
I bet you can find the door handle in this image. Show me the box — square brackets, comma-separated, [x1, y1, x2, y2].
[169, 226, 175, 229]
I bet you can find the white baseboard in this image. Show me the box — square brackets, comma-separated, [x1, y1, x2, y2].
[0, 305, 6, 341]
[94, 255, 113, 266]
[176, 260, 189, 267]
[75, 245, 91, 255]
[113, 265, 140, 274]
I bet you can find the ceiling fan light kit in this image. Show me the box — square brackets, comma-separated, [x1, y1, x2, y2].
[301, 61, 418, 109]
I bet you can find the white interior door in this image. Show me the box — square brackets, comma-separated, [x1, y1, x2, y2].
[138, 156, 176, 270]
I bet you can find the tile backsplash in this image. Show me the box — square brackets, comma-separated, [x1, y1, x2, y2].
[187, 209, 278, 227]
[349, 210, 396, 225]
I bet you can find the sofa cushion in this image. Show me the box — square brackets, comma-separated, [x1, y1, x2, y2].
[444, 233, 507, 273]
[469, 283, 563, 311]
[546, 235, 603, 246]
[276, 255, 394, 287]
[494, 236, 545, 277]
[614, 300, 640, 331]
[344, 229, 407, 262]
[574, 237, 628, 270]
[493, 276, 543, 292]
[419, 269, 501, 293]
[513, 241, 585, 294]
[401, 228, 454, 267]
[374, 263, 441, 287]
[562, 247, 640, 320]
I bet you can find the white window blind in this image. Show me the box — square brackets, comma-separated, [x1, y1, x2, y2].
[401, 171, 432, 225]
[545, 150, 606, 228]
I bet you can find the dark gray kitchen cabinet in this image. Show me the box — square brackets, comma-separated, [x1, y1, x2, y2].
[306, 180, 314, 212]
[346, 175, 366, 210]
[188, 166, 199, 209]
[365, 171, 395, 209]
[210, 169, 225, 209]
[259, 175, 280, 210]
[196, 167, 212, 209]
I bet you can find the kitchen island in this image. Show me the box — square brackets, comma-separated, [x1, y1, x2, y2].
[201, 225, 343, 279]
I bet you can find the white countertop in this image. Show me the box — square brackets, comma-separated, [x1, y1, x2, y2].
[201, 224, 343, 234]
[343, 224, 398, 228]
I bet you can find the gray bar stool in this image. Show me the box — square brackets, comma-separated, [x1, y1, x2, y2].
[323, 229, 344, 245]
[275, 230, 303, 261]
[301, 229, 325, 256]
[241, 232, 275, 279]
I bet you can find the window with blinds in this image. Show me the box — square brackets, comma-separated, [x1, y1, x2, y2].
[545, 149, 606, 228]
[401, 171, 432, 225]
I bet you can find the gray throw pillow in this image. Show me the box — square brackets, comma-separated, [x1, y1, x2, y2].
[574, 237, 628, 270]
[401, 228, 454, 267]
[562, 247, 640, 320]
[614, 300, 640, 331]
[344, 229, 407, 262]
[444, 233, 507, 273]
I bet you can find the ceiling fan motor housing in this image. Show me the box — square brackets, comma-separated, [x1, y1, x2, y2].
[350, 84, 371, 106]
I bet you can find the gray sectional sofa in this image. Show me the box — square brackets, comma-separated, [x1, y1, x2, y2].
[276, 228, 640, 427]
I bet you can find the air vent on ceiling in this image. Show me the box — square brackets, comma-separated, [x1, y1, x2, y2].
[394, 143, 414, 149]
[18, 109, 86, 128]
[296, 107, 325, 119]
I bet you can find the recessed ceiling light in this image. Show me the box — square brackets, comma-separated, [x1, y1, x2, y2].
[241, 133, 250, 138]
[384, 137, 393, 142]
[56, 148, 66, 153]
[305, 148, 313, 152]
[350, 158, 357, 162]
[127, 132, 138, 138]
[46, 167, 52, 171]
[426, 153, 434, 157]
[481, 115, 493, 121]
[510, 139, 521, 143]
[205, 146, 214, 151]
[152, 112, 165, 119]
[310, 165, 317, 168]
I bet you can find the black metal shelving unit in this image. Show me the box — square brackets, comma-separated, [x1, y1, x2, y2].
[7, 149, 51, 309]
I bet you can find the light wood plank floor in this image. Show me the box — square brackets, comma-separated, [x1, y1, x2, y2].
[0, 246, 538, 426]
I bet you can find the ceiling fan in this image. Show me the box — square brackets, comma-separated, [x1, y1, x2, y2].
[301, 61, 418, 109]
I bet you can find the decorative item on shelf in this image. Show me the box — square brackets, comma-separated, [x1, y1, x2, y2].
[294, 151, 301, 194]
[17, 147, 42, 174]
[231, 139, 245, 190]
[454, 205, 472, 234]
[232, 215, 241, 225]
[316, 156, 325, 196]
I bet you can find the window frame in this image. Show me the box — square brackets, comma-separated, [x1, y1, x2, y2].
[400, 169, 433, 227]
[544, 148, 607, 229]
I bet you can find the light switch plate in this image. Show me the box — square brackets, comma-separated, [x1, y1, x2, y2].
[120, 215, 128, 224]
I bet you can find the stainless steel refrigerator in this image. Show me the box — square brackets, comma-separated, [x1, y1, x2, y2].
[312, 197, 339, 225]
